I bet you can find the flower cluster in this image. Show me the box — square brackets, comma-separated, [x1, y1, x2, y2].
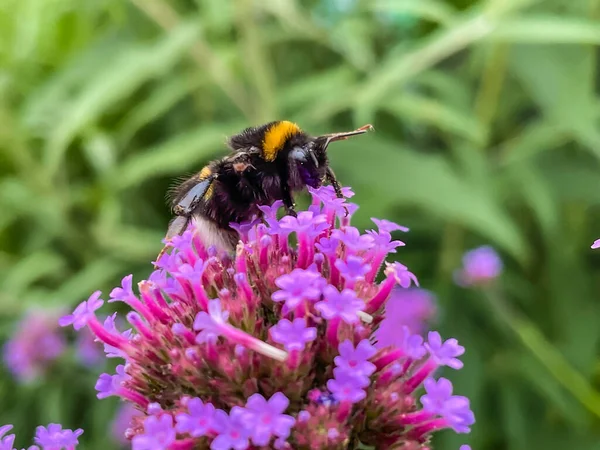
[454, 246, 502, 287]
[3, 310, 66, 383]
[375, 287, 436, 339]
[0, 423, 83, 450]
[3, 308, 105, 384]
[60, 186, 474, 449]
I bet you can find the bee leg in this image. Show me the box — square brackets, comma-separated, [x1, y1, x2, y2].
[154, 245, 170, 269]
[326, 166, 343, 199]
[276, 158, 297, 217]
[154, 216, 190, 269]
[326, 166, 349, 217]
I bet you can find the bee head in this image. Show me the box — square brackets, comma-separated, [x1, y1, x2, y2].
[288, 124, 375, 188]
[228, 121, 373, 189]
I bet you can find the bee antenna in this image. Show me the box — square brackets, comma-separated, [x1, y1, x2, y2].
[317, 124, 374, 149]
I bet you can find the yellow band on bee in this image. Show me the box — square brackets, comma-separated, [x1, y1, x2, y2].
[205, 185, 214, 199]
[199, 166, 215, 199]
[262, 121, 301, 162]
[199, 166, 212, 179]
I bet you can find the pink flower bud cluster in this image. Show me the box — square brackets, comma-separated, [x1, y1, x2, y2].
[60, 186, 474, 449]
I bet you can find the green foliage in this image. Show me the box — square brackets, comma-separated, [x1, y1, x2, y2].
[1, 0, 600, 448]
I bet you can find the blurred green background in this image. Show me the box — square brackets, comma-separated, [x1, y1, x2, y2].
[2, 0, 600, 448]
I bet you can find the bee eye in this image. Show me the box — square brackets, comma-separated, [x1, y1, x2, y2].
[289, 146, 307, 162]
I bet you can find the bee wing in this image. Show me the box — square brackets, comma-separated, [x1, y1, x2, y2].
[173, 175, 216, 216]
[166, 216, 190, 240]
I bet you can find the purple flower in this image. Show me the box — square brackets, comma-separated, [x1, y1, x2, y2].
[0, 425, 15, 450]
[421, 378, 474, 433]
[297, 411, 311, 422]
[420, 377, 453, 413]
[321, 197, 349, 217]
[175, 398, 216, 437]
[425, 331, 465, 370]
[374, 323, 428, 359]
[271, 269, 326, 311]
[371, 218, 409, 233]
[3, 311, 66, 382]
[75, 328, 103, 367]
[132, 415, 176, 450]
[270, 318, 317, 351]
[34, 424, 84, 450]
[402, 328, 427, 359]
[103, 314, 132, 359]
[109, 275, 135, 303]
[211, 408, 251, 450]
[309, 185, 354, 201]
[366, 230, 405, 253]
[592, 239, 600, 249]
[112, 404, 142, 445]
[386, 262, 419, 288]
[58, 291, 103, 330]
[258, 200, 284, 222]
[193, 299, 229, 344]
[230, 217, 261, 241]
[331, 227, 374, 253]
[454, 246, 502, 286]
[315, 286, 365, 324]
[327, 368, 370, 403]
[327, 428, 340, 439]
[174, 259, 207, 282]
[460, 446, 472, 450]
[67, 182, 475, 447]
[169, 230, 194, 253]
[335, 256, 371, 282]
[279, 211, 328, 238]
[315, 236, 340, 256]
[240, 393, 295, 446]
[308, 186, 358, 218]
[334, 339, 376, 377]
[96, 365, 128, 399]
[377, 288, 436, 336]
[148, 403, 163, 415]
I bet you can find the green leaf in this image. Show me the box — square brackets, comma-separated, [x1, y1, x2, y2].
[109, 124, 242, 190]
[0, 251, 66, 308]
[333, 137, 529, 263]
[498, 119, 572, 166]
[381, 93, 485, 143]
[367, 0, 458, 26]
[490, 16, 600, 45]
[48, 258, 128, 307]
[509, 45, 599, 158]
[117, 74, 205, 144]
[43, 22, 201, 177]
[502, 163, 559, 240]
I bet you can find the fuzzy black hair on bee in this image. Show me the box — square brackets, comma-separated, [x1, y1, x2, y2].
[158, 121, 373, 261]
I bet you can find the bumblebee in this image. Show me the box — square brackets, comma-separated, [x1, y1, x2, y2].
[162, 121, 373, 254]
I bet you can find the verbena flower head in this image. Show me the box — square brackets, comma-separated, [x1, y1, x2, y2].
[60, 186, 474, 449]
[112, 404, 143, 446]
[3, 310, 66, 383]
[375, 287, 436, 340]
[454, 245, 502, 287]
[0, 423, 83, 450]
[75, 328, 104, 368]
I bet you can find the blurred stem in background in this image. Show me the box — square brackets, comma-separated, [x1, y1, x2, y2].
[482, 287, 600, 420]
